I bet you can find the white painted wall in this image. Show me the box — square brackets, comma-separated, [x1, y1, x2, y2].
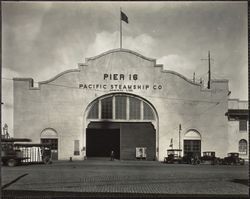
[13, 49, 233, 161]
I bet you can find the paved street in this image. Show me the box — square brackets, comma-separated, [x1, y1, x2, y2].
[1, 159, 249, 196]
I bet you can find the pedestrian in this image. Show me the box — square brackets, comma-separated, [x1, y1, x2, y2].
[110, 150, 114, 161]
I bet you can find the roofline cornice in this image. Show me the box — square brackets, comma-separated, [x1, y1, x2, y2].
[85, 48, 156, 63]
[161, 69, 202, 86]
[39, 69, 80, 85]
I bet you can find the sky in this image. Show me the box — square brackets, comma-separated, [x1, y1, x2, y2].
[1, 1, 248, 134]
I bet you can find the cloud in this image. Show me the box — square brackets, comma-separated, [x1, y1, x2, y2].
[2, 67, 21, 110]
[229, 63, 248, 100]
[123, 34, 157, 57]
[157, 54, 195, 79]
[86, 31, 119, 57]
[2, 67, 21, 135]
[85, 31, 157, 58]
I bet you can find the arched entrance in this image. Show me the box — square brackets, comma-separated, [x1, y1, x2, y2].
[84, 93, 158, 160]
[40, 128, 58, 160]
[183, 130, 201, 157]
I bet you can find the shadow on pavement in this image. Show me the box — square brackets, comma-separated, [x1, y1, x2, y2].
[231, 179, 249, 186]
[2, 190, 249, 199]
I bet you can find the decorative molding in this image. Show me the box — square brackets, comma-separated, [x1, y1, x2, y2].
[161, 70, 202, 86]
[13, 49, 229, 92]
[39, 69, 80, 85]
[40, 128, 58, 138]
[184, 129, 202, 140]
[85, 48, 156, 63]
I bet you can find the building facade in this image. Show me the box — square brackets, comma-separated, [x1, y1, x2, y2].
[227, 99, 248, 160]
[13, 49, 248, 161]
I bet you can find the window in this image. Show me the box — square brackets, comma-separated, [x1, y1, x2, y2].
[184, 140, 201, 157]
[101, 97, 113, 119]
[143, 102, 154, 120]
[115, 96, 127, 119]
[87, 101, 98, 119]
[129, 97, 141, 120]
[239, 120, 247, 131]
[74, 140, 80, 155]
[87, 94, 155, 121]
[41, 139, 58, 150]
[239, 139, 247, 154]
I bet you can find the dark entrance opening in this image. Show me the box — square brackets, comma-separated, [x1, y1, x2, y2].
[41, 138, 58, 160]
[86, 128, 120, 159]
[86, 122, 156, 160]
[183, 140, 201, 157]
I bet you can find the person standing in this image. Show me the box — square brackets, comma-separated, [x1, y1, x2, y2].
[110, 150, 114, 161]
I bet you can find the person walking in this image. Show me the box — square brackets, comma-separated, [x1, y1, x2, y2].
[110, 150, 115, 161]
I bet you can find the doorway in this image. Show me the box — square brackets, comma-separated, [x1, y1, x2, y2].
[183, 140, 201, 157]
[41, 138, 58, 160]
[86, 128, 120, 159]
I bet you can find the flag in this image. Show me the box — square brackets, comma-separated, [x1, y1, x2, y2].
[121, 11, 129, 23]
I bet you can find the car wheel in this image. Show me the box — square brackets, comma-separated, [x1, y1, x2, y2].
[7, 159, 17, 167]
[43, 156, 51, 164]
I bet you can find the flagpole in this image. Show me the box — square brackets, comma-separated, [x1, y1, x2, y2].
[120, 7, 122, 49]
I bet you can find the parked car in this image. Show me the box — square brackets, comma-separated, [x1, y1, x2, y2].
[200, 151, 221, 165]
[222, 152, 245, 165]
[164, 149, 182, 164]
[182, 152, 201, 164]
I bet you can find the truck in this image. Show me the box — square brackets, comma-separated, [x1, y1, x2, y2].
[1, 138, 52, 167]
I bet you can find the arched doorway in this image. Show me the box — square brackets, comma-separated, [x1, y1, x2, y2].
[183, 130, 201, 157]
[84, 93, 158, 160]
[40, 128, 58, 160]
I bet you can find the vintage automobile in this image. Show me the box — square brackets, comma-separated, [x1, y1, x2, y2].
[1, 138, 52, 167]
[164, 149, 182, 164]
[14, 143, 52, 165]
[200, 151, 221, 165]
[222, 152, 245, 165]
[1, 138, 31, 167]
[182, 152, 201, 164]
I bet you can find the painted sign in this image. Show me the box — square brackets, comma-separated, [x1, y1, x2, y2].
[79, 73, 162, 91]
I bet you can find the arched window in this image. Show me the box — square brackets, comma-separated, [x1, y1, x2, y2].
[143, 102, 155, 120]
[239, 139, 247, 154]
[40, 128, 58, 138]
[87, 94, 155, 121]
[101, 96, 113, 119]
[87, 101, 98, 119]
[184, 130, 201, 140]
[183, 130, 201, 157]
[115, 96, 126, 119]
[129, 97, 141, 120]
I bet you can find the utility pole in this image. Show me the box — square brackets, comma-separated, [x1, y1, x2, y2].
[179, 124, 182, 150]
[208, 51, 211, 89]
[201, 51, 213, 89]
[120, 7, 122, 49]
